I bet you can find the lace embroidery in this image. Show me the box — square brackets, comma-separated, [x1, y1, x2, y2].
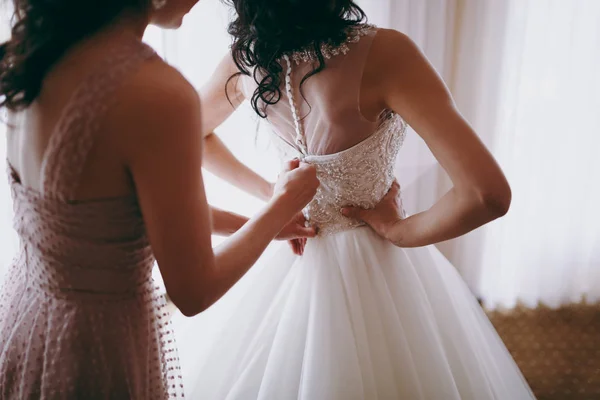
[303, 112, 406, 235]
[284, 24, 376, 65]
[270, 112, 407, 236]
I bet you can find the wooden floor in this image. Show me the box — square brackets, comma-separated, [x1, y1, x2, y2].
[488, 304, 600, 400]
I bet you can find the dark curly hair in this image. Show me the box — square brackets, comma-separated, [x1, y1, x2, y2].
[0, 0, 149, 111]
[224, 0, 366, 118]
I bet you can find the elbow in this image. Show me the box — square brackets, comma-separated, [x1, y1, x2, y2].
[204, 131, 216, 140]
[177, 304, 202, 318]
[167, 291, 212, 318]
[164, 262, 221, 317]
[174, 300, 211, 318]
[478, 181, 512, 219]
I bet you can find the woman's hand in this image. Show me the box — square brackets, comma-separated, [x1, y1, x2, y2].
[276, 212, 317, 255]
[341, 181, 405, 243]
[272, 160, 319, 255]
[272, 159, 320, 212]
[270, 159, 319, 254]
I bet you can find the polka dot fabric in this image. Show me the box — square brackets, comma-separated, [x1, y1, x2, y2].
[0, 39, 184, 399]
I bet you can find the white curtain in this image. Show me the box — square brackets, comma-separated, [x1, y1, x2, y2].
[476, 0, 600, 309]
[1, 1, 599, 311]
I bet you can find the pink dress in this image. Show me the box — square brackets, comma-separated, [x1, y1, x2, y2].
[0, 40, 184, 399]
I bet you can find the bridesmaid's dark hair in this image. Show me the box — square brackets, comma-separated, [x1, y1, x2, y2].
[0, 0, 149, 111]
[224, 0, 366, 118]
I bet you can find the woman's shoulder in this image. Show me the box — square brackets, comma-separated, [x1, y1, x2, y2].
[125, 57, 198, 106]
[112, 57, 200, 125]
[370, 28, 419, 58]
[367, 28, 429, 82]
[105, 57, 201, 154]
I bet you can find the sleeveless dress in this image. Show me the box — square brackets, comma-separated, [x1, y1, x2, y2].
[177, 25, 536, 399]
[0, 40, 184, 399]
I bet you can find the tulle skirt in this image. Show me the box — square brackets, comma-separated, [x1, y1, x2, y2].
[174, 227, 535, 399]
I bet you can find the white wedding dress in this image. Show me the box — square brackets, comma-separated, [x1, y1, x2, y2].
[175, 25, 535, 399]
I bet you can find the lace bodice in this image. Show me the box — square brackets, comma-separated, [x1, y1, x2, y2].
[241, 24, 408, 235]
[269, 24, 408, 235]
[292, 112, 406, 235]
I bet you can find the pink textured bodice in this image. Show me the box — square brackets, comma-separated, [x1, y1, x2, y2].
[0, 39, 183, 399]
[8, 173, 152, 300]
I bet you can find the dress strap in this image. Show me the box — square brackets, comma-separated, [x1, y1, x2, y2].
[41, 39, 156, 201]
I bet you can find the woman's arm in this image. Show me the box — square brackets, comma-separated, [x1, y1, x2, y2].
[200, 54, 272, 200]
[345, 30, 511, 247]
[200, 53, 274, 200]
[200, 53, 273, 199]
[210, 206, 248, 236]
[200, 53, 246, 137]
[204, 133, 273, 201]
[118, 60, 319, 317]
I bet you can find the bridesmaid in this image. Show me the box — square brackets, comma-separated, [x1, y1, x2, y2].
[0, 0, 318, 398]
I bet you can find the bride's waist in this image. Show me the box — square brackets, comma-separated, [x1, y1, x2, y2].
[300, 174, 395, 236]
[304, 199, 369, 236]
[311, 217, 366, 236]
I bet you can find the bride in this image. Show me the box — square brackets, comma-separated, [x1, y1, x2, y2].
[178, 0, 536, 398]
